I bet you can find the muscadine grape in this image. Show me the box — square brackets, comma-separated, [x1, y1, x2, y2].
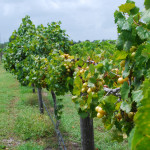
[67, 69, 70, 72]
[83, 82, 88, 87]
[112, 68, 119, 74]
[92, 92, 95, 95]
[97, 112, 104, 118]
[120, 60, 125, 67]
[64, 54, 69, 59]
[61, 55, 65, 58]
[130, 46, 136, 52]
[81, 88, 86, 93]
[116, 113, 122, 120]
[97, 107, 105, 114]
[80, 69, 85, 74]
[128, 112, 134, 119]
[86, 66, 89, 70]
[87, 88, 92, 94]
[95, 106, 100, 112]
[118, 77, 124, 84]
[131, 52, 136, 58]
[66, 66, 69, 69]
[92, 86, 96, 91]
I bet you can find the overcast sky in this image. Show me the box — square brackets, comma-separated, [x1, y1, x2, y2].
[0, 0, 144, 43]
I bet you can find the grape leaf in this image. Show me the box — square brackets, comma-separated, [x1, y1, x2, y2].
[136, 26, 150, 40]
[78, 110, 89, 118]
[119, 3, 135, 13]
[89, 64, 95, 74]
[73, 76, 82, 96]
[114, 50, 128, 60]
[122, 16, 133, 31]
[116, 35, 124, 50]
[123, 41, 132, 51]
[121, 82, 130, 100]
[114, 10, 125, 23]
[131, 79, 150, 150]
[132, 90, 143, 107]
[123, 60, 129, 78]
[117, 18, 126, 29]
[130, 6, 140, 15]
[144, 0, 150, 10]
[102, 118, 113, 130]
[132, 130, 150, 150]
[97, 90, 105, 102]
[102, 95, 117, 115]
[120, 101, 131, 113]
[141, 42, 150, 59]
[128, 128, 135, 149]
[87, 93, 92, 105]
[142, 8, 150, 24]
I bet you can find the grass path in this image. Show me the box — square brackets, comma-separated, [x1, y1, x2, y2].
[0, 64, 20, 143]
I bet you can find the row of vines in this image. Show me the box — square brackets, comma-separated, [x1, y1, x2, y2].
[2, 0, 150, 150]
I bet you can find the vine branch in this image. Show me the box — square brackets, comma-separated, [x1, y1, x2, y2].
[103, 87, 121, 103]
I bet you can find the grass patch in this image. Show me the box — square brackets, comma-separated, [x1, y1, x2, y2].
[14, 107, 53, 140]
[16, 142, 43, 150]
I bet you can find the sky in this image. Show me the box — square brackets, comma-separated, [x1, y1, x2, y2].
[0, 0, 144, 43]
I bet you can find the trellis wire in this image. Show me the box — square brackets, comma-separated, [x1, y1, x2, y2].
[42, 99, 67, 150]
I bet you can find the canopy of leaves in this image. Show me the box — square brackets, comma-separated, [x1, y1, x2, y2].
[3, 16, 70, 89]
[129, 79, 150, 150]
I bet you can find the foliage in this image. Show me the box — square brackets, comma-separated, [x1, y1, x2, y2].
[112, 0, 150, 146]
[3, 16, 70, 88]
[129, 79, 150, 150]
[70, 40, 116, 58]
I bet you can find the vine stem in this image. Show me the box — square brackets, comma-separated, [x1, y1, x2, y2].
[37, 87, 44, 114]
[103, 87, 122, 104]
[51, 90, 61, 149]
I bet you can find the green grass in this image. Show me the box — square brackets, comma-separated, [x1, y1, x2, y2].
[16, 142, 43, 150]
[0, 64, 55, 150]
[0, 63, 129, 150]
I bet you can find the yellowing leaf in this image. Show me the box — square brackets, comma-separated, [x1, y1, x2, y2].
[114, 50, 128, 60]
[119, 3, 135, 13]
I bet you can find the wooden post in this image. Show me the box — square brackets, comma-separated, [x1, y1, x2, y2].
[32, 83, 35, 93]
[37, 88, 44, 114]
[80, 115, 95, 150]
